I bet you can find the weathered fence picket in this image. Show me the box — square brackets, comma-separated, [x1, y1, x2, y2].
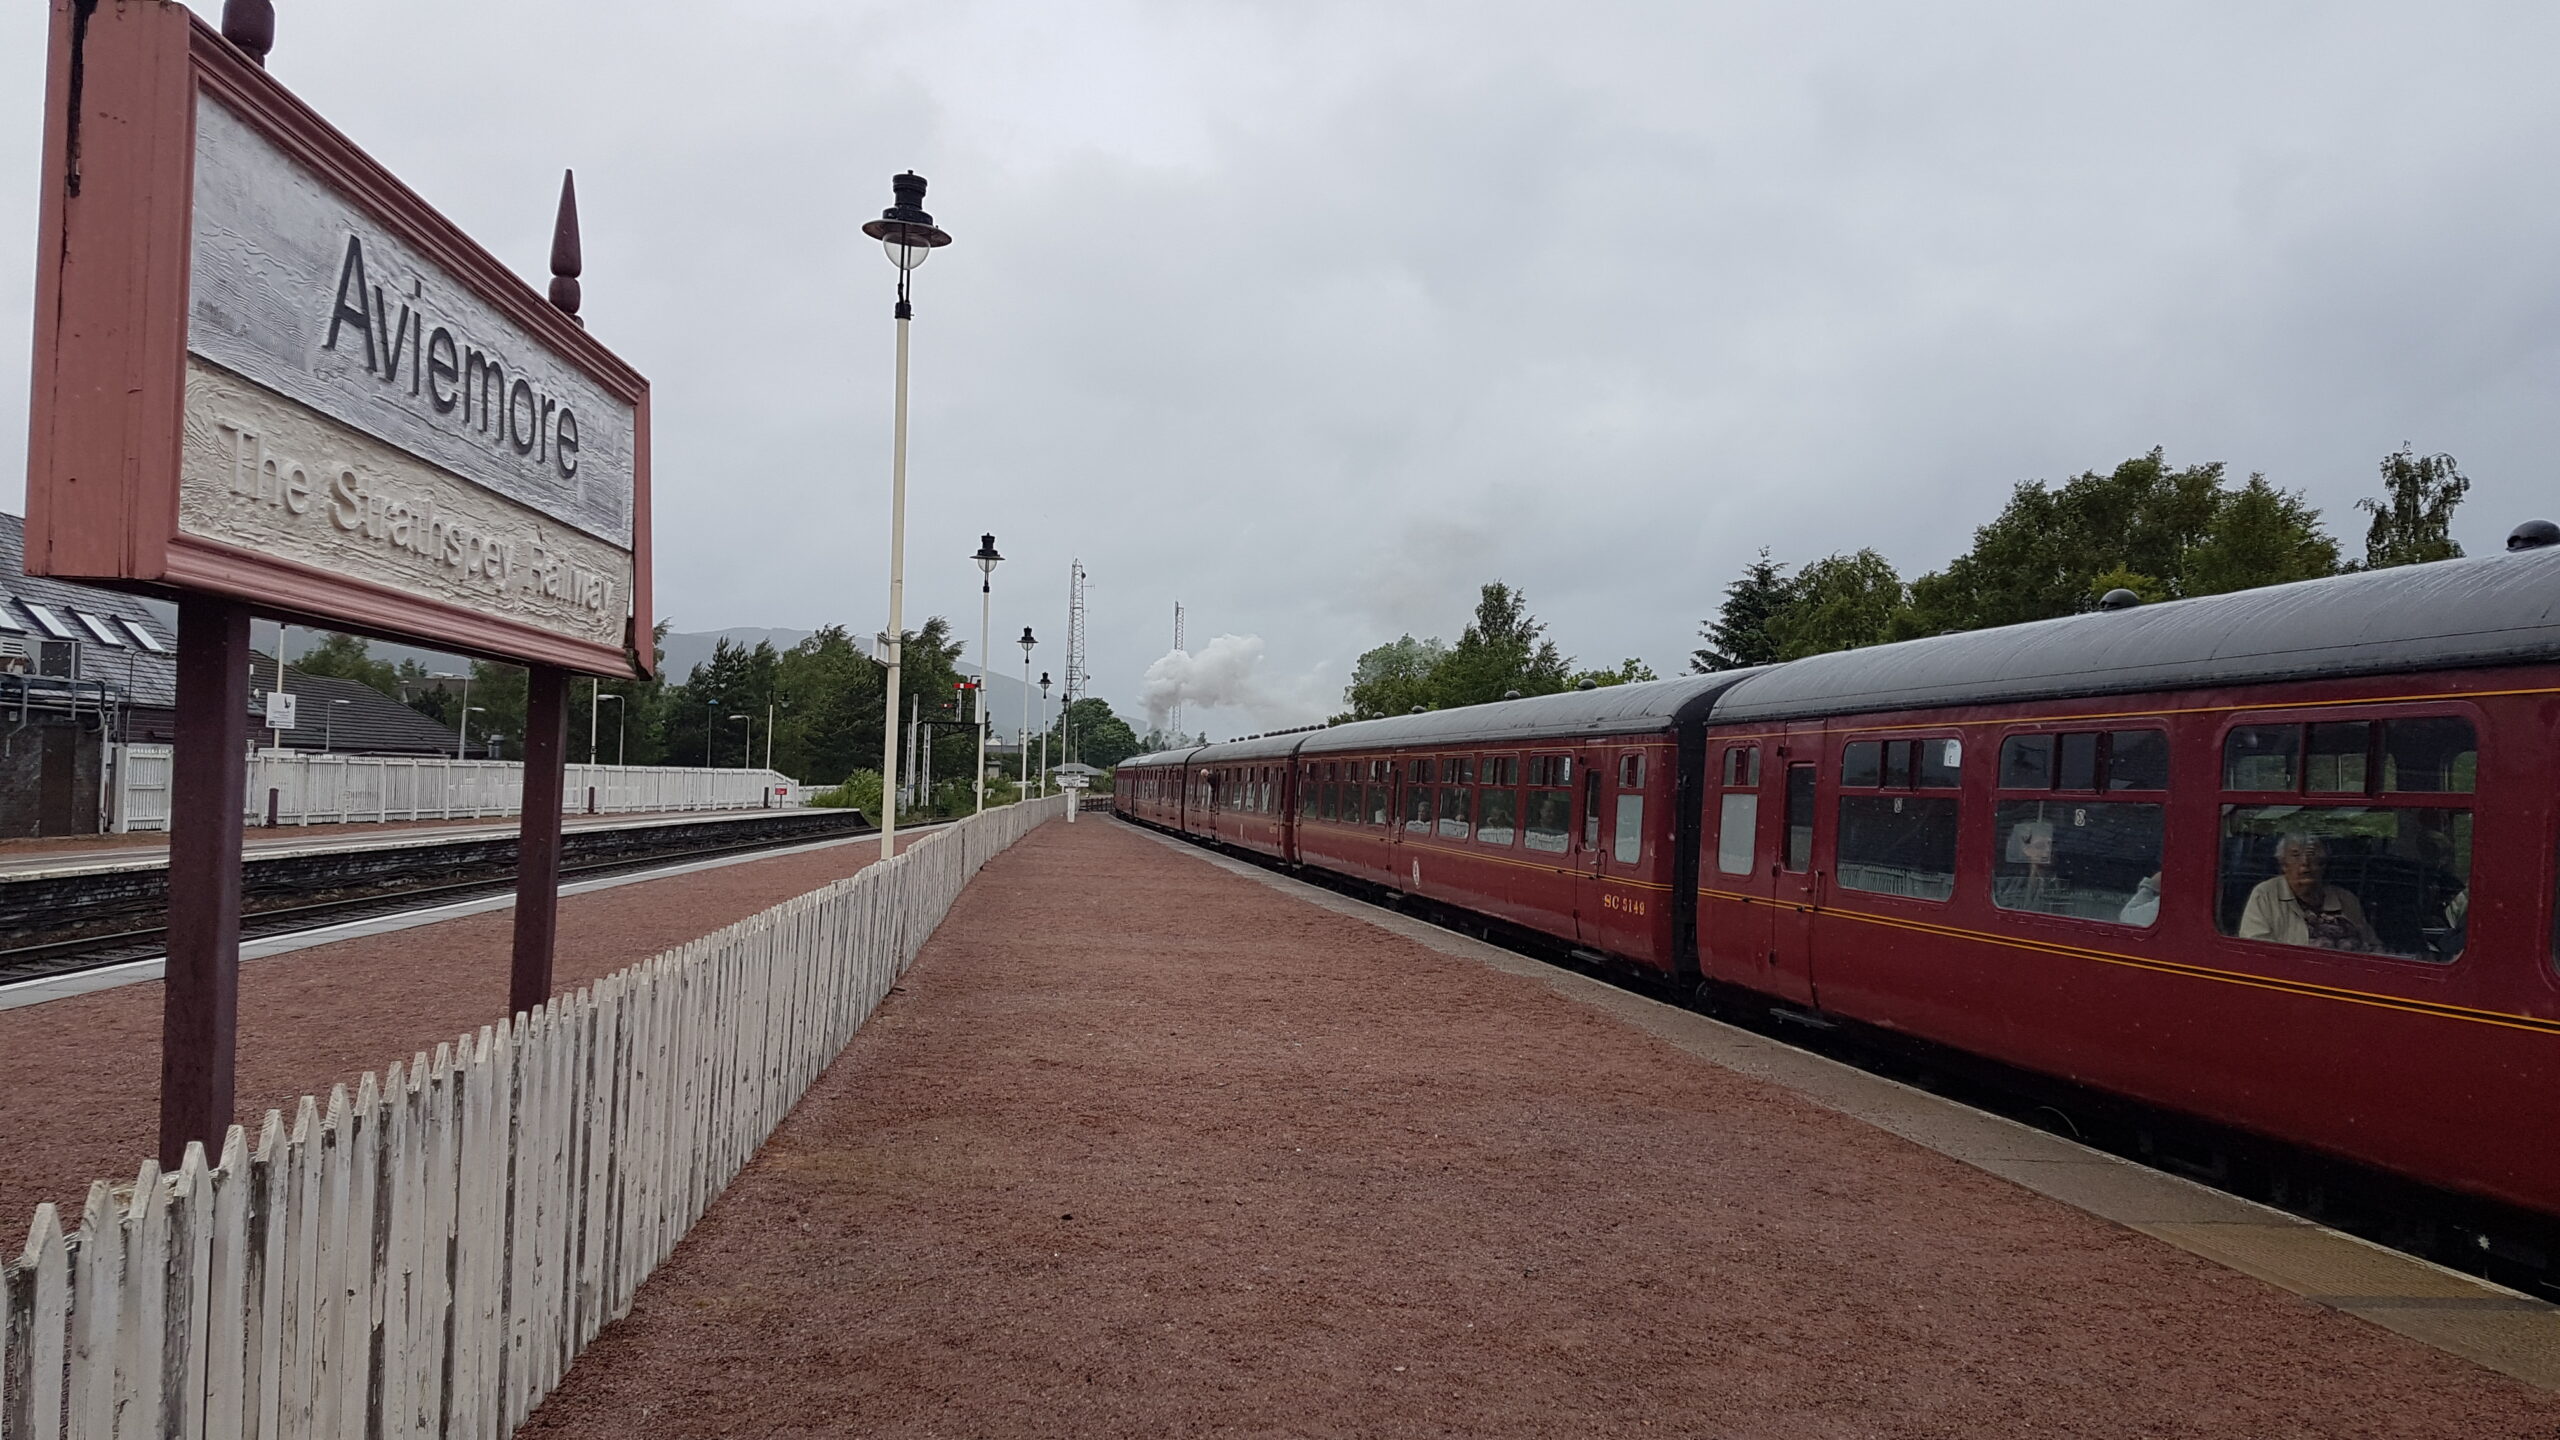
[0, 795, 1067, 1439]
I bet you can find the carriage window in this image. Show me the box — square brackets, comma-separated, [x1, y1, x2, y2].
[2000, 735, 2054, 789]
[1882, 739, 1914, 788]
[2218, 805, 2471, 962]
[1721, 745, 1760, 787]
[1619, 753, 1645, 788]
[1837, 793, 1960, 901]
[1320, 782, 1339, 821]
[1993, 800, 2164, 926]
[2057, 732, 2100, 791]
[2383, 717, 2476, 793]
[1783, 764, 1816, 872]
[1841, 741, 1882, 787]
[1368, 785, 1391, 826]
[1524, 784, 1572, 853]
[1477, 783, 1519, 845]
[1583, 769, 1602, 849]
[1918, 738, 1962, 788]
[1612, 793, 1645, 865]
[2224, 726, 2300, 790]
[1438, 783, 1472, 840]
[1717, 793, 1758, 875]
[1410, 757, 1434, 784]
[2306, 722, 2370, 794]
[1403, 783, 1433, 833]
[1446, 757, 1476, 785]
[2107, 731, 2169, 792]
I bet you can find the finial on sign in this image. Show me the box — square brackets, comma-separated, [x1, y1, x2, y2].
[548, 170, 583, 324]
[222, 0, 275, 65]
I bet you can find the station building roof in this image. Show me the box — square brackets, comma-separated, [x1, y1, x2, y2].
[1710, 543, 2560, 724]
[0, 511, 178, 706]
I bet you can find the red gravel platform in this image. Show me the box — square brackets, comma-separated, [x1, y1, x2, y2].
[517, 819, 2560, 1438]
[0, 830, 923, 1227]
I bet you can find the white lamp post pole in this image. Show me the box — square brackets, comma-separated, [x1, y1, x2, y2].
[862, 173, 953, 858]
[971, 534, 1002, 815]
[1018, 626, 1035, 805]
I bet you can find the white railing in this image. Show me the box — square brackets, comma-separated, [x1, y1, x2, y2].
[0, 793, 1069, 1439]
[108, 746, 801, 833]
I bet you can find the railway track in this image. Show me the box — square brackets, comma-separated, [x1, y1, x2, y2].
[0, 813, 903, 988]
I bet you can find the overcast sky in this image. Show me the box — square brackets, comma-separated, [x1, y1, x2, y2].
[4, 2, 2556, 737]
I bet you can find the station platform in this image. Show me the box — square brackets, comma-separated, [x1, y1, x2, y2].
[0, 805, 812, 881]
[506, 817, 2557, 1436]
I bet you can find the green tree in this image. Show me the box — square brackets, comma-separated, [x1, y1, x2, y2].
[1052, 697, 1143, 770]
[1432, 582, 1572, 707]
[1769, 549, 1907, 659]
[2182, 474, 2342, 596]
[1569, 658, 1657, 687]
[292, 632, 404, 700]
[1691, 548, 1793, 672]
[1340, 634, 1449, 719]
[1904, 450, 2230, 634]
[2358, 447, 2468, 569]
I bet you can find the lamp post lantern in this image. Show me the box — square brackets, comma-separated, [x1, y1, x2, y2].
[862, 171, 954, 858]
[1017, 625, 1035, 800]
[972, 533, 1002, 813]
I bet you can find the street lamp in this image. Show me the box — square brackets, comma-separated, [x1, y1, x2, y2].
[861, 170, 954, 860]
[729, 714, 752, 769]
[457, 704, 486, 761]
[1017, 626, 1035, 801]
[765, 698, 786, 773]
[322, 697, 350, 753]
[1037, 671, 1052, 800]
[596, 692, 626, 767]
[972, 533, 1002, 814]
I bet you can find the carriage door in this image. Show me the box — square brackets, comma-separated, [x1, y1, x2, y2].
[1572, 748, 1608, 943]
[1761, 737, 1822, 1006]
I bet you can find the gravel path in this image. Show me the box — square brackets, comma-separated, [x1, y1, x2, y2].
[522, 819, 2559, 1438]
[0, 832, 918, 1229]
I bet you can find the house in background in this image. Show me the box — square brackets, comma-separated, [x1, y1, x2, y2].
[5, 512, 470, 834]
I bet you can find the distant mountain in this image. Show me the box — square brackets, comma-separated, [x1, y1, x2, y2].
[657, 628, 815, 683]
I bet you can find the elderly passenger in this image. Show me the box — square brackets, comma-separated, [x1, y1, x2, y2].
[2237, 833, 2378, 951]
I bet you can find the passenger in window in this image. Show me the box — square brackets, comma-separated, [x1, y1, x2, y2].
[1998, 820, 2060, 911]
[2239, 834, 2380, 952]
[2119, 872, 2162, 927]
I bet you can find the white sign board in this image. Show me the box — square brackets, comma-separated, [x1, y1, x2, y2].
[177, 98, 636, 654]
[265, 692, 298, 730]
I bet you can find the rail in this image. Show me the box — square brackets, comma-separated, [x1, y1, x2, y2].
[108, 746, 801, 832]
[0, 793, 1070, 1439]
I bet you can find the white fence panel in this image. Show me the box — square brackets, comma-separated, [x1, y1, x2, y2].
[106, 746, 803, 832]
[0, 794, 1068, 1438]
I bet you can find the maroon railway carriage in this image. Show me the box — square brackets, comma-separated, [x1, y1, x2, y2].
[1289, 680, 1756, 961]
[1115, 744, 1203, 831]
[1697, 542, 2560, 1222]
[1171, 734, 1303, 858]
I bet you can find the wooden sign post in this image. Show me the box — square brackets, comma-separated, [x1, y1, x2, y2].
[23, 1, 653, 1166]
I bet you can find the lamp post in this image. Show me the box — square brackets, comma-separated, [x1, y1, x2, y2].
[862, 171, 954, 859]
[596, 692, 625, 767]
[729, 714, 752, 769]
[322, 697, 349, 753]
[972, 533, 1002, 813]
[458, 704, 486, 761]
[1018, 626, 1035, 802]
[765, 699, 785, 773]
[704, 694, 718, 767]
[1038, 671, 1051, 799]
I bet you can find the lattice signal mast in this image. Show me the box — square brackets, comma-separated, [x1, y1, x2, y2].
[1169, 600, 1185, 741]
[1063, 559, 1089, 765]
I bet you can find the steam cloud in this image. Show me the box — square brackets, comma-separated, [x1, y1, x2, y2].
[1141, 633, 1272, 733]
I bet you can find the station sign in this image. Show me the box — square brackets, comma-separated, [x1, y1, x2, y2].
[23, 1, 652, 678]
[265, 691, 297, 731]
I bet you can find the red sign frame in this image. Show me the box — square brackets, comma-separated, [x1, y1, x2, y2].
[23, 0, 654, 678]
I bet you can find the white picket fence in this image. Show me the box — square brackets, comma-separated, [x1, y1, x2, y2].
[109, 746, 800, 833]
[0, 794, 1069, 1439]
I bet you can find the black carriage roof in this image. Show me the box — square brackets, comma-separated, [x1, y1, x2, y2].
[1711, 544, 2560, 724]
[1297, 672, 1766, 756]
[1183, 731, 1319, 764]
[1116, 745, 1207, 769]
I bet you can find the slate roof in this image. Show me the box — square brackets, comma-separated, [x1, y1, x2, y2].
[0, 512, 179, 707]
[247, 657, 465, 756]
